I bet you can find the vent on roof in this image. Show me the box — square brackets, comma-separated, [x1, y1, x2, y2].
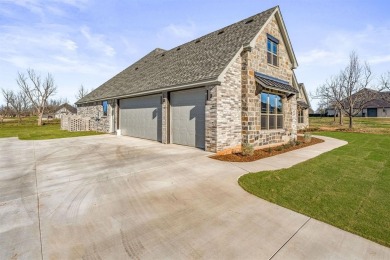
[217, 30, 224, 35]
[245, 19, 254, 24]
[195, 39, 201, 43]
[176, 47, 181, 51]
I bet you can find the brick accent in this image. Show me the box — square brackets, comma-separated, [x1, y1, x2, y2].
[216, 55, 242, 152]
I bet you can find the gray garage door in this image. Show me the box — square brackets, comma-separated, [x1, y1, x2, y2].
[367, 108, 377, 117]
[119, 95, 162, 142]
[171, 88, 206, 149]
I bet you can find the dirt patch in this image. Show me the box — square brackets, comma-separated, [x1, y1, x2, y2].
[210, 136, 324, 162]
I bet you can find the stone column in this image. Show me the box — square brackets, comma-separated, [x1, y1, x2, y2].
[205, 85, 217, 152]
[161, 91, 170, 144]
[241, 47, 260, 147]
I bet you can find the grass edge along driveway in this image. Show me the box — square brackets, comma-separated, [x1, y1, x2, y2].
[0, 119, 103, 140]
[239, 132, 390, 248]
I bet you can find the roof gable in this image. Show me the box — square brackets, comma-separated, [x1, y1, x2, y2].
[248, 6, 298, 68]
[55, 103, 77, 114]
[77, 7, 278, 104]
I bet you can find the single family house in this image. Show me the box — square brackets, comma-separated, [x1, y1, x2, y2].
[54, 103, 77, 119]
[75, 6, 310, 153]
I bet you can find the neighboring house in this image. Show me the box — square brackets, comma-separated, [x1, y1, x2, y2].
[325, 90, 390, 118]
[360, 92, 390, 117]
[75, 6, 310, 153]
[54, 103, 77, 119]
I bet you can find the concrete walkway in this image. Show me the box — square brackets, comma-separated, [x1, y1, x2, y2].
[232, 135, 348, 172]
[0, 135, 389, 259]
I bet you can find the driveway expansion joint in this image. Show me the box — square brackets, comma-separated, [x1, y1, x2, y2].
[33, 141, 44, 260]
[269, 217, 312, 260]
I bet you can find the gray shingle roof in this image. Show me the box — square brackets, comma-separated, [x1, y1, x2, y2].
[55, 103, 77, 114]
[365, 92, 390, 108]
[77, 6, 277, 104]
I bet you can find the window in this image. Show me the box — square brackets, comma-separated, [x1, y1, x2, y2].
[260, 93, 283, 130]
[102, 100, 108, 116]
[267, 35, 278, 66]
[298, 109, 304, 124]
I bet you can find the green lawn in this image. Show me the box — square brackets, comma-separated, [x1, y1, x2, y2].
[239, 132, 390, 247]
[0, 117, 103, 140]
[309, 117, 390, 133]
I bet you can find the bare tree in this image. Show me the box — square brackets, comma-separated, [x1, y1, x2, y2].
[1, 89, 12, 118]
[314, 52, 377, 128]
[17, 69, 57, 126]
[338, 52, 377, 128]
[380, 72, 390, 91]
[1, 89, 30, 122]
[75, 85, 90, 101]
[313, 75, 344, 125]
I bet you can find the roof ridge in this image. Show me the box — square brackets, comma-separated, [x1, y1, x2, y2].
[77, 6, 278, 104]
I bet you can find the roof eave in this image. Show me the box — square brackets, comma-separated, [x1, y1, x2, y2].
[75, 78, 220, 105]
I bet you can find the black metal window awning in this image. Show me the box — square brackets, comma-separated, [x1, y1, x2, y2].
[297, 100, 309, 109]
[255, 72, 298, 95]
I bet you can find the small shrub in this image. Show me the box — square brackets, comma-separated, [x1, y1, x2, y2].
[296, 140, 301, 145]
[241, 143, 254, 156]
[288, 138, 296, 147]
[267, 146, 272, 153]
[304, 132, 312, 143]
[275, 145, 283, 151]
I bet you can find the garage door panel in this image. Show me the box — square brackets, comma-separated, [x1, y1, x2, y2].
[120, 95, 162, 142]
[171, 88, 205, 149]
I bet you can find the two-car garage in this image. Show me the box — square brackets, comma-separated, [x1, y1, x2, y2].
[118, 88, 206, 149]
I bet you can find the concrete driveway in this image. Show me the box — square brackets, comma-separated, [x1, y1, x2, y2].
[0, 135, 389, 259]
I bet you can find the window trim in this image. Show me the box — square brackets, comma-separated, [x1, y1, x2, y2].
[298, 108, 305, 124]
[267, 34, 279, 67]
[260, 92, 284, 130]
[102, 100, 108, 117]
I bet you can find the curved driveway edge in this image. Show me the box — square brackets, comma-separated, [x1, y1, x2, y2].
[1, 135, 389, 259]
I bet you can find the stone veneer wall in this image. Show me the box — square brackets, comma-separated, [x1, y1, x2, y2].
[241, 15, 297, 149]
[161, 92, 169, 144]
[297, 108, 309, 130]
[76, 100, 115, 133]
[216, 55, 242, 152]
[205, 85, 218, 152]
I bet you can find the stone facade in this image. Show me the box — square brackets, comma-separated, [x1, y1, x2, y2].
[161, 92, 170, 144]
[239, 15, 297, 149]
[76, 100, 115, 133]
[297, 108, 309, 130]
[205, 85, 218, 152]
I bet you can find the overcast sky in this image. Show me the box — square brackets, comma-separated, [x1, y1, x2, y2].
[1, 0, 389, 109]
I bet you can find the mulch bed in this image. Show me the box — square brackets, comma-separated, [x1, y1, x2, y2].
[210, 136, 324, 162]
